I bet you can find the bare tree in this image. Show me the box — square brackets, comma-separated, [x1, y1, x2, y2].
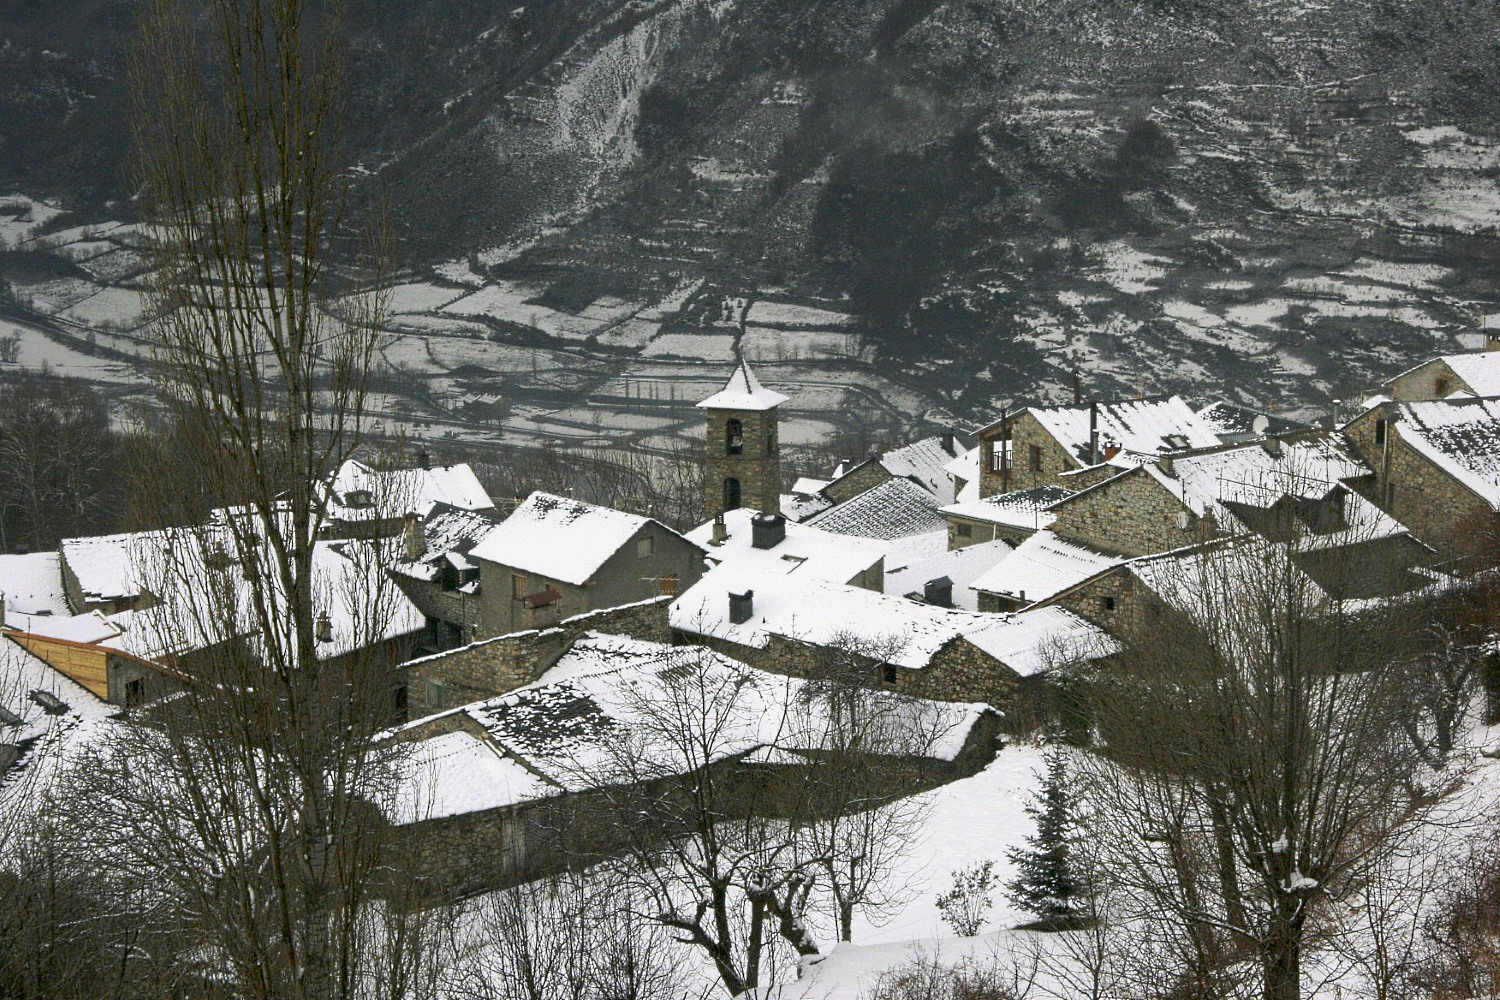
[104, 0, 445, 993]
[1077, 540, 1433, 1000]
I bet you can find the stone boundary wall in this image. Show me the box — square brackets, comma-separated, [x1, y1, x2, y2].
[404, 596, 672, 715]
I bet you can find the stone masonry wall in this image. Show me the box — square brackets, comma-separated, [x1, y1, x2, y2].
[704, 407, 782, 516]
[1385, 359, 1464, 402]
[979, 411, 1080, 497]
[945, 515, 1030, 551]
[821, 460, 892, 506]
[404, 597, 672, 716]
[1344, 407, 1490, 559]
[1048, 469, 1214, 556]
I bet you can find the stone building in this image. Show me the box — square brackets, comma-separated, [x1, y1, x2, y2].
[390, 505, 500, 654]
[319, 459, 495, 540]
[1381, 345, 1500, 402]
[973, 396, 1230, 498]
[470, 492, 705, 637]
[699, 359, 787, 517]
[670, 562, 1112, 723]
[1343, 396, 1500, 559]
[383, 634, 1003, 899]
[942, 485, 1073, 551]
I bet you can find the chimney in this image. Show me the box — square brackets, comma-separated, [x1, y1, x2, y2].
[1487, 326, 1500, 353]
[416, 445, 430, 469]
[1072, 370, 1082, 405]
[1089, 402, 1100, 465]
[729, 590, 755, 625]
[1159, 453, 1175, 477]
[750, 512, 786, 550]
[943, 430, 955, 455]
[315, 610, 333, 643]
[923, 576, 954, 608]
[402, 512, 426, 561]
[711, 512, 728, 546]
[0, 591, 6, 630]
[1262, 437, 1283, 458]
[1331, 399, 1342, 428]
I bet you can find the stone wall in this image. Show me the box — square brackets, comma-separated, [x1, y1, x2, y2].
[1048, 468, 1214, 556]
[1385, 359, 1464, 402]
[405, 597, 673, 716]
[1047, 566, 1142, 631]
[821, 459, 892, 506]
[704, 406, 782, 516]
[978, 411, 1080, 497]
[945, 514, 1030, 551]
[1344, 407, 1491, 559]
[394, 576, 483, 640]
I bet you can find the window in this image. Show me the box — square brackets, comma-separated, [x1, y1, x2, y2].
[424, 677, 445, 707]
[1100, 596, 1117, 612]
[766, 429, 776, 454]
[511, 573, 527, 600]
[124, 677, 145, 708]
[956, 523, 973, 538]
[658, 574, 678, 596]
[1029, 444, 1043, 472]
[881, 664, 898, 684]
[726, 418, 744, 456]
[723, 477, 741, 511]
[1436, 377, 1450, 396]
[1374, 418, 1387, 445]
[636, 535, 655, 558]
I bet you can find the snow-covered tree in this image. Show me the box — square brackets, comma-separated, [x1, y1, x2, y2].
[1006, 741, 1086, 926]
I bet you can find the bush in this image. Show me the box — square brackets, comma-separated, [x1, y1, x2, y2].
[866, 952, 1027, 1000]
[936, 860, 996, 937]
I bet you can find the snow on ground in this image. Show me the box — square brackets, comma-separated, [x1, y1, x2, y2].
[743, 327, 864, 363]
[641, 332, 737, 361]
[0, 194, 66, 245]
[384, 282, 470, 314]
[747, 301, 853, 329]
[0, 319, 141, 382]
[59, 286, 148, 329]
[1093, 241, 1171, 295]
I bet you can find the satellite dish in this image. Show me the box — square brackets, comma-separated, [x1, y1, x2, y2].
[1252, 414, 1271, 435]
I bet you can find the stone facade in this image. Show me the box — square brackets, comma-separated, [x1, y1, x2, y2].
[1045, 566, 1145, 631]
[978, 411, 1083, 497]
[821, 459, 892, 506]
[476, 519, 701, 637]
[1384, 358, 1467, 402]
[393, 576, 484, 654]
[1048, 468, 1216, 557]
[704, 405, 782, 516]
[405, 597, 672, 716]
[387, 709, 1001, 901]
[1343, 406, 1492, 559]
[945, 515, 1031, 551]
[684, 630, 1031, 731]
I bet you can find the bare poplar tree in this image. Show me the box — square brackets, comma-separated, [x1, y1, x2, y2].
[1077, 541, 1432, 1000]
[105, 0, 441, 994]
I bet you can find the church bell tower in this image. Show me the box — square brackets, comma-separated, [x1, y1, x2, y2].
[697, 358, 787, 518]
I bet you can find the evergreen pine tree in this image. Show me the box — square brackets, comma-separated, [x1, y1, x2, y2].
[1006, 740, 1086, 926]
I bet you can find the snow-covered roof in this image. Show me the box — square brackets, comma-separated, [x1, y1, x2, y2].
[791, 477, 830, 495]
[388, 633, 992, 822]
[808, 477, 949, 541]
[686, 508, 884, 586]
[970, 530, 1127, 604]
[1386, 351, 1500, 397]
[673, 562, 1110, 675]
[996, 396, 1225, 466]
[324, 460, 493, 523]
[944, 446, 981, 503]
[781, 491, 834, 523]
[963, 606, 1118, 677]
[1132, 437, 1370, 521]
[0, 552, 69, 617]
[471, 492, 695, 586]
[878, 436, 966, 504]
[391, 506, 499, 583]
[0, 636, 115, 800]
[884, 539, 1021, 612]
[6, 610, 120, 646]
[60, 529, 174, 604]
[1195, 401, 1309, 442]
[696, 358, 788, 411]
[942, 485, 1074, 531]
[1390, 397, 1500, 509]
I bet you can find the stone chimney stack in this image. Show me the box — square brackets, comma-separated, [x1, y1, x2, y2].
[729, 590, 755, 625]
[711, 512, 728, 546]
[315, 610, 333, 644]
[750, 512, 786, 550]
[403, 512, 426, 561]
